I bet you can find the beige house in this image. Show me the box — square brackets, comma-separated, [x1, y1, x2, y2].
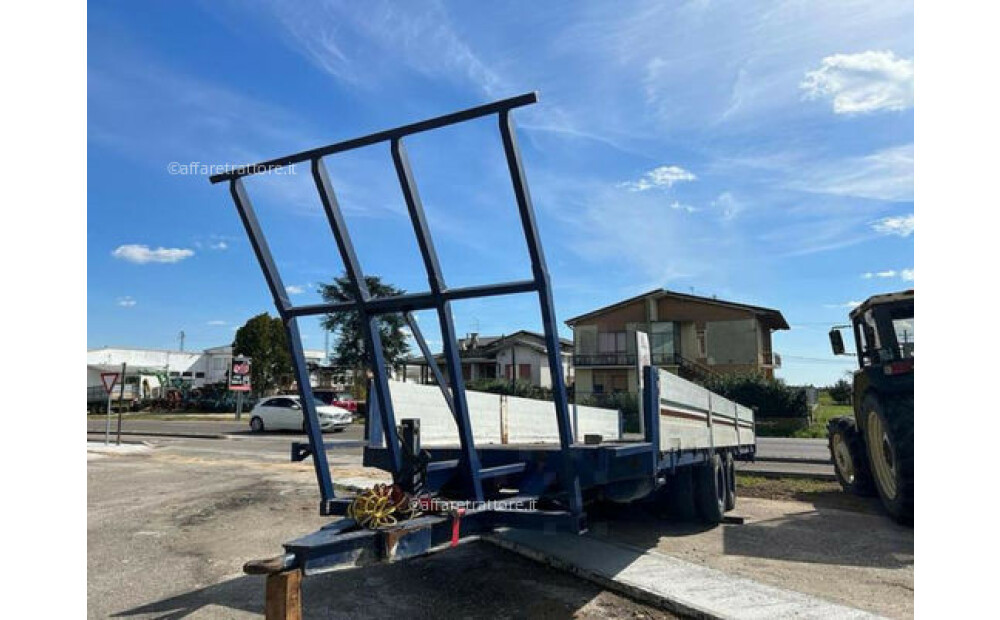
[566, 289, 789, 395]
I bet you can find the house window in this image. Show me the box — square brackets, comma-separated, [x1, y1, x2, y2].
[598, 332, 627, 353]
[650, 322, 674, 360]
[195, 372, 205, 379]
[505, 364, 531, 380]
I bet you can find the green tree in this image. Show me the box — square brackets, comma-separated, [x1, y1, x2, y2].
[233, 313, 292, 396]
[828, 378, 853, 405]
[320, 273, 411, 391]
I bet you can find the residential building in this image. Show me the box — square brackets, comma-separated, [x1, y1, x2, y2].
[566, 289, 789, 395]
[403, 331, 574, 389]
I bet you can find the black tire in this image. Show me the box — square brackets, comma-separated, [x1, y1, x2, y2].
[827, 416, 876, 496]
[664, 469, 698, 521]
[694, 453, 726, 524]
[250, 416, 264, 433]
[861, 394, 913, 525]
[723, 452, 737, 512]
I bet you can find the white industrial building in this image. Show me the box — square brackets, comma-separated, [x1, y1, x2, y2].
[86, 345, 328, 393]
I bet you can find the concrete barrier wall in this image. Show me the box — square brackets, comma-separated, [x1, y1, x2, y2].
[387, 381, 619, 446]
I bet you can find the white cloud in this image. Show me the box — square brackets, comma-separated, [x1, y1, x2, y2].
[111, 244, 195, 264]
[285, 284, 306, 295]
[801, 51, 913, 114]
[789, 144, 913, 202]
[712, 192, 744, 221]
[669, 201, 698, 213]
[209, 241, 228, 250]
[825, 301, 863, 309]
[619, 165, 696, 192]
[116, 296, 136, 307]
[861, 268, 914, 281]
[207, 320, 228, 326]
[872, 214, 914, 237]
[267, 1, 503, 96]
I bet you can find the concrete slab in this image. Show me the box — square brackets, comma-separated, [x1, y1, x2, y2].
[488, 528, 884, 620]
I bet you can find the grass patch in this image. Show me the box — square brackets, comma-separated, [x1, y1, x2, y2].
[790, 402, 854, 439]
[756, 389, 855, 439]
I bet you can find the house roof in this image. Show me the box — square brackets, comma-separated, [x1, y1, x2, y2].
[404, 330, 572, 364]
[564, 288, 790, 330]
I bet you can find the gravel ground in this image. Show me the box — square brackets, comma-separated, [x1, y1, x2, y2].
[88, 448, 676, 619]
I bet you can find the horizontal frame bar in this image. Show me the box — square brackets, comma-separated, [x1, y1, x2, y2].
[209, 92, 538, 184]
[285, 279, 538, 318]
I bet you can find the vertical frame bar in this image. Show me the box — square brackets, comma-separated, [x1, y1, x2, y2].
[643, 365, 660, 472]
[391, 138, 484, 501]
[310, 159, 403, 474]
[228, 179, 335, 504]
[404, 312, 455, 416]
[498, 111, 583, 516]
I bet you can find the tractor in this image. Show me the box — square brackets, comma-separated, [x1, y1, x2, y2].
[827, 290, 913, 524]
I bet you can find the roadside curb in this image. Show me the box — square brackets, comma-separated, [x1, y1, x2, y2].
[736, 467, 836, 481]
[86, 430, 229, 440]
[753, 456, 832, 466]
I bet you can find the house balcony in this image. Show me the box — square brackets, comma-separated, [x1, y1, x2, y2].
[573, 352, 679, 367]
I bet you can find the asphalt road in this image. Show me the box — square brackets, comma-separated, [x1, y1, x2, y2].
[87, 418, 832, 463]
[755, 437, 830, 463]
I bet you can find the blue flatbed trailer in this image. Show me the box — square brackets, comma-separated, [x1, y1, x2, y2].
[211, 93, 755, 616]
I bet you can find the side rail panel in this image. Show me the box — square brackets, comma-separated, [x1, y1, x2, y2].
[656, 369, 755, 452]
[383, 381, 619, 445]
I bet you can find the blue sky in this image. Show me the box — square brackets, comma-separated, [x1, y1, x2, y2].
[87, 0, 913, 386]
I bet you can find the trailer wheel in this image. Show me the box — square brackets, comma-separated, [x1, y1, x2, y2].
[827, 416, 875, 496]
[862, 394, 913, 525]
[663, 469, 698, 521]
[694, 453, 726, 524]
[723, 452, 737, 511]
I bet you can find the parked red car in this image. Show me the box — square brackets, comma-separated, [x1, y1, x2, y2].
[313, 390, 358, 413]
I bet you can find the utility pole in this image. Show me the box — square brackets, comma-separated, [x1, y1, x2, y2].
[178, 330, 186, 352]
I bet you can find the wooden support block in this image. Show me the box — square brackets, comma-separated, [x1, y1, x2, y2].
[265, 569, 302, 620]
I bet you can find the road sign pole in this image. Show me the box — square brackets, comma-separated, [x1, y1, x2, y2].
[236, 391, 243, 421]
[105, 390, 112, 445]
[116, 362, 127, 446]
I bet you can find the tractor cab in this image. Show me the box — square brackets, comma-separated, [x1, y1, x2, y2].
[830, 289, 914, 374]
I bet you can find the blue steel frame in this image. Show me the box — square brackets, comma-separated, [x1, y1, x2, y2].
[210, 93, 583, 518]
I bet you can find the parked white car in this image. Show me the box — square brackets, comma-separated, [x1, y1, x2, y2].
[249, 395, 352, 433]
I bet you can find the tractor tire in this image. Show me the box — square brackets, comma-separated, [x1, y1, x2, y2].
[663, 468, 698, 522]
[693, 453, 726, 525]
[723, 452, 737, 511]
[861, 394, 914, 525]
[827, 417, 876, 497]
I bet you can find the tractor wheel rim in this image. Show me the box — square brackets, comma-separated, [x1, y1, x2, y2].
[866, 410, 897, 500]
[832, 433, 855, 484]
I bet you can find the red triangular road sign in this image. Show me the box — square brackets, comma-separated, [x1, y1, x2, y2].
[100, 372, 119, 395]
